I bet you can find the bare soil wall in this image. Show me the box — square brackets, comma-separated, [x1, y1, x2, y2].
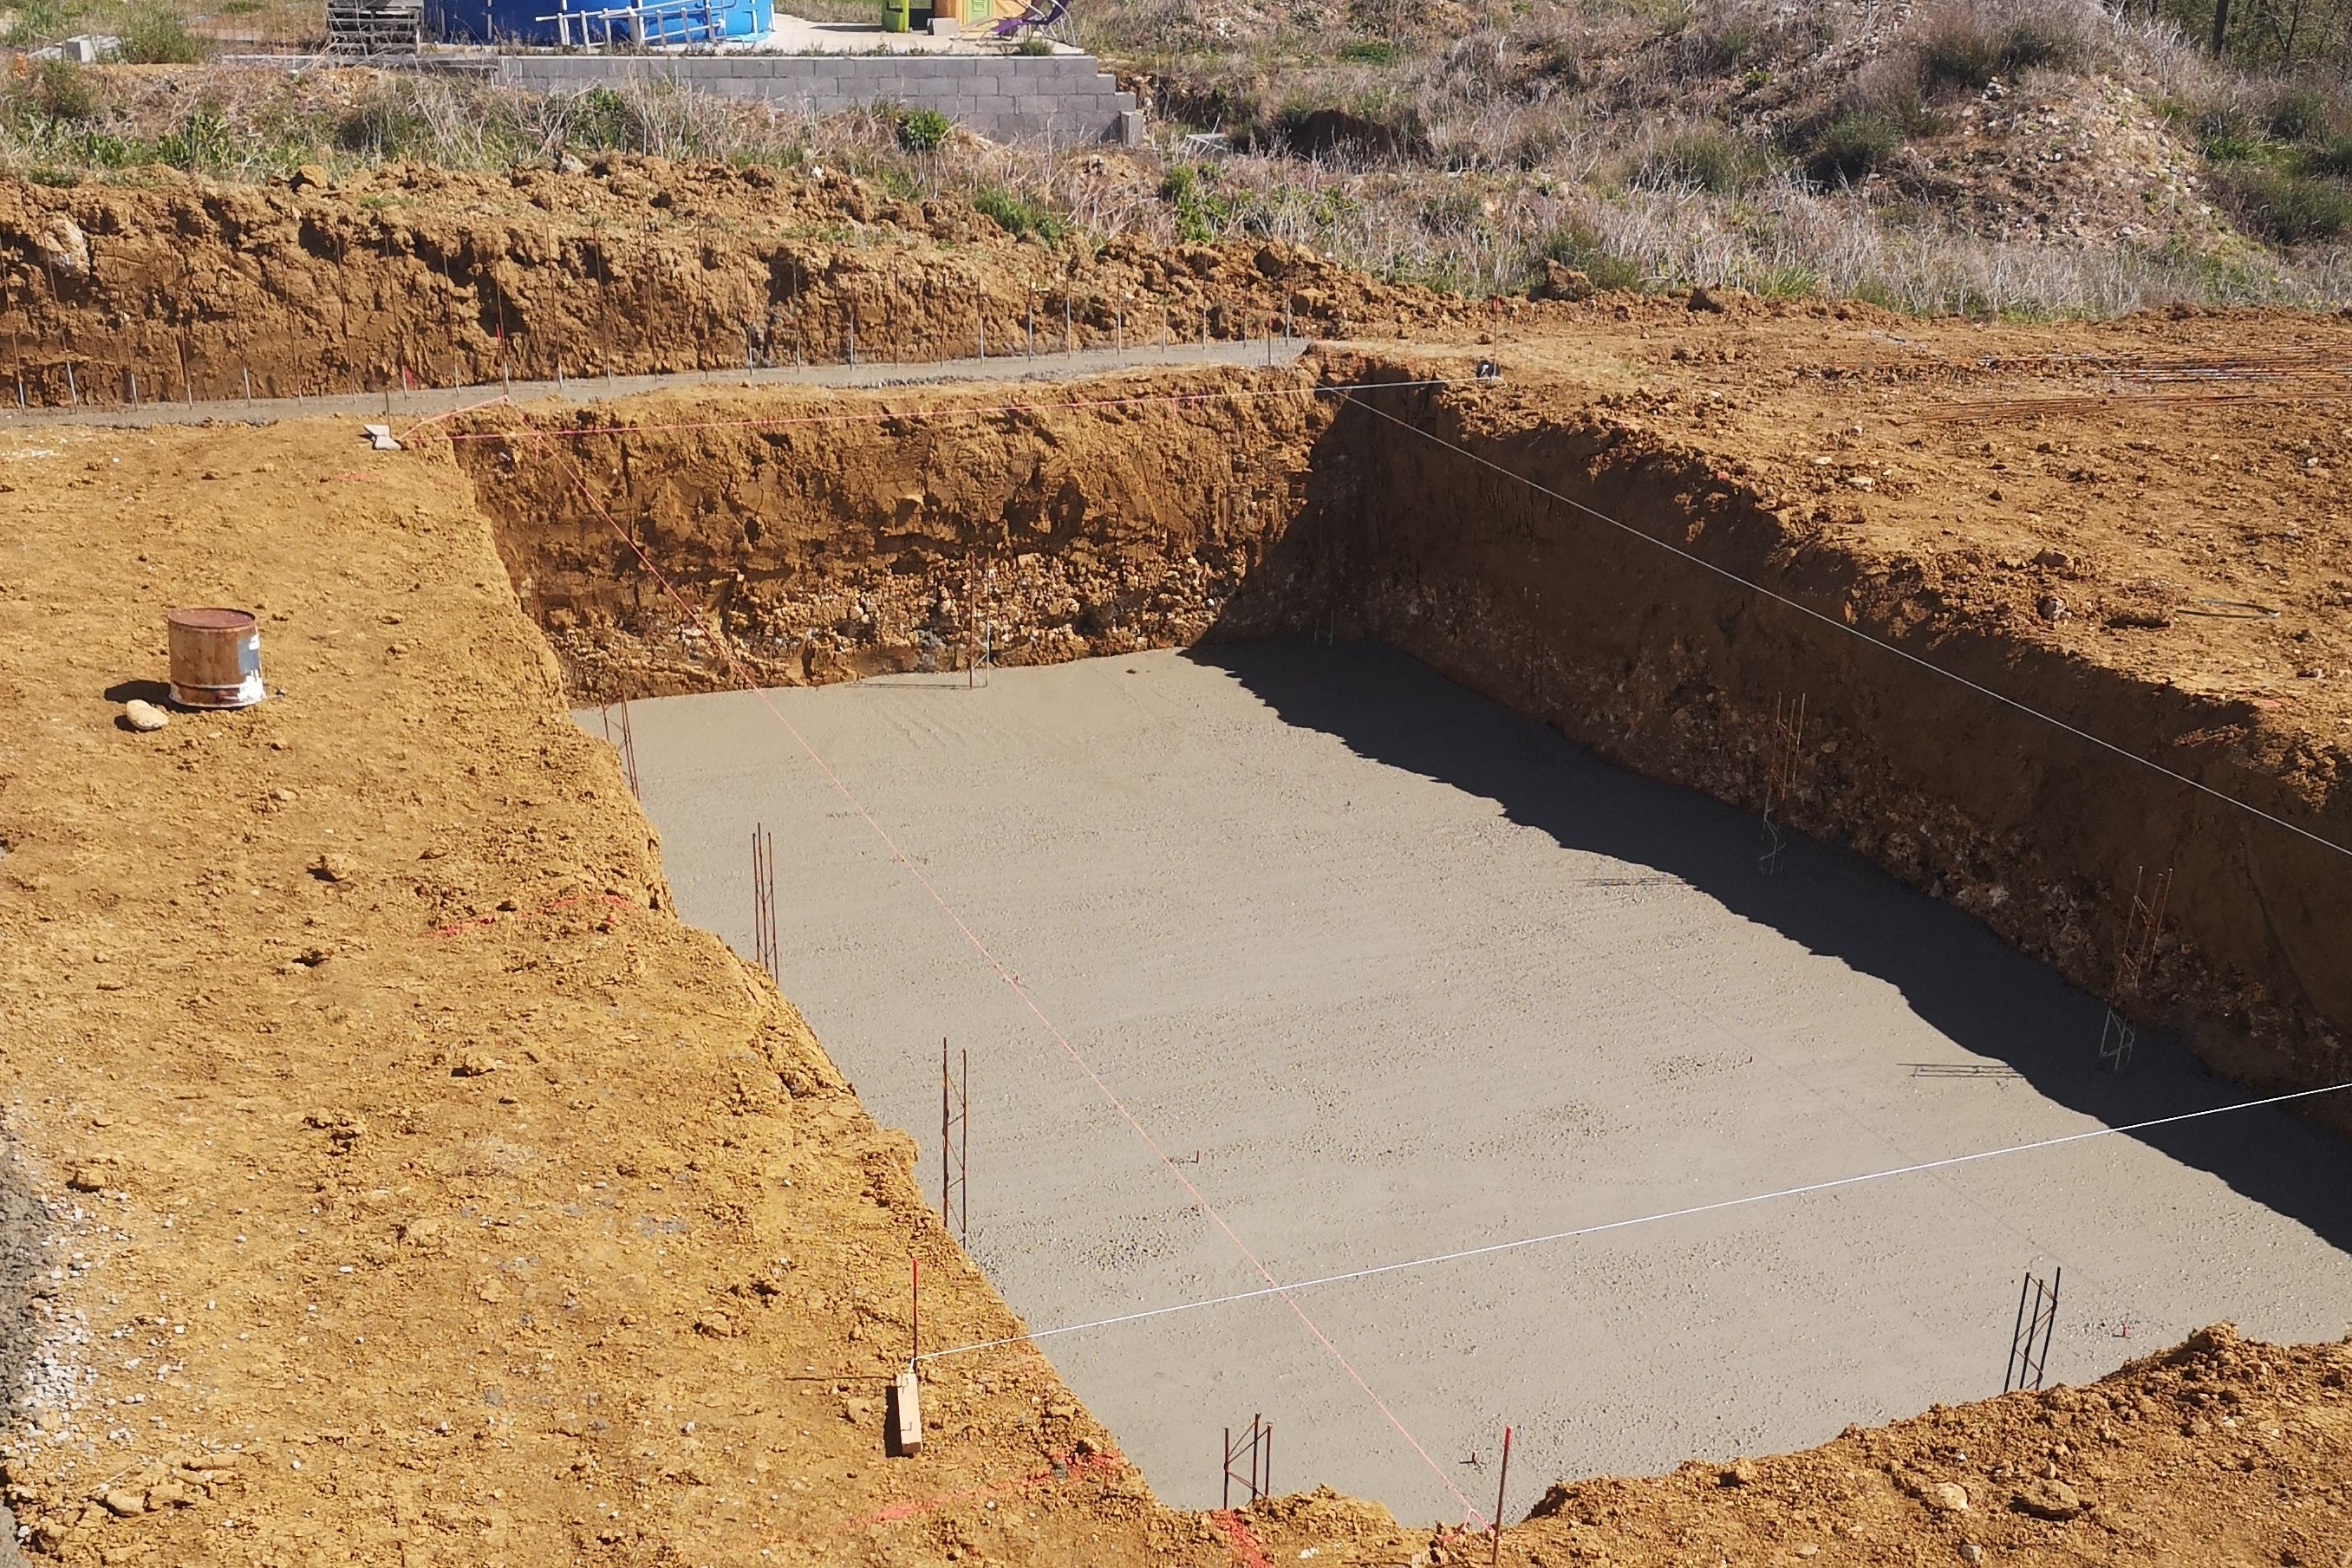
[456, 367, 1339, 699]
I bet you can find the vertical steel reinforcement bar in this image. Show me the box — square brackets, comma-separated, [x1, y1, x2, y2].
[941, 1038, 968, 1243]
[2003, 1266, 2062, 1393]
[751, 824, 779, 986]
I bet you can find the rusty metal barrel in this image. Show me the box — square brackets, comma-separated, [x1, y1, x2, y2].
[166, 607, 266, 709]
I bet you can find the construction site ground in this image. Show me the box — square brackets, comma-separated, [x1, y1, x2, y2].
[616, 644, 2352, 1517]
[1, 175, 2350, 1565]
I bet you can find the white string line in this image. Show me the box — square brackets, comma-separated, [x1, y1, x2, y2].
[1342, 388, 2352, 864]
[915, 1077, 2352, 1365]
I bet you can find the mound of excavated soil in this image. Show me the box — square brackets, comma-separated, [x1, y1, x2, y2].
[0, 159, 1492, 411]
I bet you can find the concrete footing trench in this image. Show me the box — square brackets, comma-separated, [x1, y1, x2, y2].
[582, 646, 2352, 1515]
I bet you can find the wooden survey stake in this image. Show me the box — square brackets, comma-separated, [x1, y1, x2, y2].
[893, 1369, 923, 1455]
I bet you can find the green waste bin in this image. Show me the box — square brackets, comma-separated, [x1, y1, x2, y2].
[883, 0, 909, 31]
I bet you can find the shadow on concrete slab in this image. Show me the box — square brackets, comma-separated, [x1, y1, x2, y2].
[1189, 636, 2352, 1259]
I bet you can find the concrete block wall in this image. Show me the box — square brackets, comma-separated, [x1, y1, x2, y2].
[494, 50, 1140, 143]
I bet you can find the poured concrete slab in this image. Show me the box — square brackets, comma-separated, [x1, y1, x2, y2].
[587, 641, 2352, 1519]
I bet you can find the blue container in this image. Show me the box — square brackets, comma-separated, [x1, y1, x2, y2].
[427, 0, 769, 46]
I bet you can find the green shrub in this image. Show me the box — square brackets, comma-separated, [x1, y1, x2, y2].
[58, 127, 152, 167]
[561, 86, 643, 152]
[1159, 162, 1231, 241]
[2225, 165, 2352, 244]
[116, 4, 209, 63]
[1637, 127, 1760, 192]
[1993, 17, 2073, 72]
[29, 56, 102, 120]
[1915, 9, 2081, 94]
[336, 93, 432, 157]
[1534, 220, 1645, 292]
[2264, 88, 2331, 143]
[972, 185, 1062, 242]
[1917, 29, 2001, 91]
[1689, 19, 1756, 71]
[158, 107, 231, 172]
[10, 0, 81, 44]
[1804, 111, 1903, 185]
[1337, 39, 1396, 63]
[1750, 263, 1821, 296]
[2307, 134, 2352, 179]
[1417, 183, 1482, 234]
[896, 106, 949, 151]
[2195, 107, 2260, 160]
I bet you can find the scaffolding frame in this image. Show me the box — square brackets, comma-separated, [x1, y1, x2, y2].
[325, 0, 421, 54]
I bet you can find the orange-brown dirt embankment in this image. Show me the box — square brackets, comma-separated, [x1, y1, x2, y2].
[0, 373, 2349, 1566]
[0, 416, 1193, 1567]
[453, 364, 1339, 698]
[0, 161, 1491, 409]
[452, 304, 2352, 1129]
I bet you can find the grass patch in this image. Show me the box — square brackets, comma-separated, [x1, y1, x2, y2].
[1802, 110, 1904, 185]
[158, 106, 232, 172]
[1912, 1, 2083, 94]
[2195, 106, 2262, 161]
[1336, 39, 1397, 64]
[116, 3, 210, 63]
[1533, 219, 1645, 292]
[2308, 134, 2352, 179]
[1158, 162, 1232, 241]
[2265, 88, 2335, 143]
[2222, 164, 2352, 243]
[8, 0, 81, 44]
[334, 89, 435, 159]
[25, 57, 103, 121]
[1636, 127, 1762, 192]
[972, 184, 1064, 241]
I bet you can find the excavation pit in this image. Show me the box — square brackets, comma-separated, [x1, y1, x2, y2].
[586, 641, 2352, 1516]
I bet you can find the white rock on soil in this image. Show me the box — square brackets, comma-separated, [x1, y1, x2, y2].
[122, 700, 167, 732]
